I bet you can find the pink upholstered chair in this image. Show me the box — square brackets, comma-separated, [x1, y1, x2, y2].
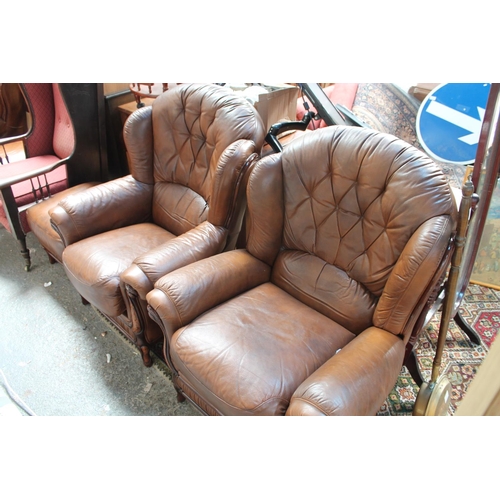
[0, 84, 77, 269]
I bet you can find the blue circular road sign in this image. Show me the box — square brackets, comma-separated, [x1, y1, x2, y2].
[416, 83, 491, 165]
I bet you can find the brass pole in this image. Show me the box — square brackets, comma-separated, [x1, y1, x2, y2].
[431, 177, 474, 383]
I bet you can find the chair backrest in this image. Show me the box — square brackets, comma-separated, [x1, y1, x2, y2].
[21, 83, 75, 160]
[246, 126, 458, 340]
[124, 83, 265, 236]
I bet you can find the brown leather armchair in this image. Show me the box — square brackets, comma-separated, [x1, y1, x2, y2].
[147, 125, 458, 415]
[49, 83, 265, 367]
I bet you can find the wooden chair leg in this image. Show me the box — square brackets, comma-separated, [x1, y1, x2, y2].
[454, 311, 482, 345]
[139, 346, 153, 368]
[1, 186, 31, 271]
[46, 252, 57, 265]
[19, 237, 31, 272]
[404, 349, 424, 387]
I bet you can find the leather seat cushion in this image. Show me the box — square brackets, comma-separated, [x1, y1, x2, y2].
[170, 282, 356, 416]
[62, 223, 175, 317]
[26, 182, 100, 261]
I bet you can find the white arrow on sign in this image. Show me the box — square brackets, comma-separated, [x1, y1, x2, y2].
[426, 99, 485, 145]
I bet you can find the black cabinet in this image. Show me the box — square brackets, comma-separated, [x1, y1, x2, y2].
[60, 83, 108, 185]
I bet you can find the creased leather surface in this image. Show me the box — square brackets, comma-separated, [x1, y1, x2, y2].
[286, 327, 405, 416]
[374, 215, 454, 339]
[148, 249, 271, 339]
[170, 282, 355, 416]
[151, 84, 264, 234]
[121, 221, 228, 299]
[271, 126, 457, 334]
[272, 250, 376, 334]
[245, 153, 284, 266]
[50, 176, 153, 246]
[151, 125, 458, 415]
[53, 84, 265, 356]
[124, 106, 154, 185]
[63, 223, 175, 317]
[26, 182, 99, 262]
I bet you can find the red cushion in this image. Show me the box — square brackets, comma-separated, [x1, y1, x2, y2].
[3, 156, 67, 199]
[0, 156, 68, 233]
[52, 83, 75, 159]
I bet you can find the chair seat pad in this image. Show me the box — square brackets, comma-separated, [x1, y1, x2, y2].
[170, 282, 356, 416]
[62, 223, 175, 317]
[1, 156, 66, 197]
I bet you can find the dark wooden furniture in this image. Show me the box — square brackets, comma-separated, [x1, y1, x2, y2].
[129, 83, 168, 108]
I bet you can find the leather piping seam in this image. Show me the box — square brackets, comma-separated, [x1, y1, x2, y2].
[174, 354, 290, 415]
[289, 397, 331, 416]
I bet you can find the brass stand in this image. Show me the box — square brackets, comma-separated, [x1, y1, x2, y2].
[413, 177, 474, 416]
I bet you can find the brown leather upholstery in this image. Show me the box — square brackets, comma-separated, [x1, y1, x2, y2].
[50, 83, 265, 366]
[26, 182, 99, 263]
[147, 125, 458, 415]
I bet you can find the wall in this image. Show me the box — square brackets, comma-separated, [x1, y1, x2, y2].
[455, 336, 500, 415]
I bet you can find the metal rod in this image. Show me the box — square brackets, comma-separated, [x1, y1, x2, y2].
[298, 83, 350, 127]
[456, 84, 500, 312]
[431, 177, 474, 383]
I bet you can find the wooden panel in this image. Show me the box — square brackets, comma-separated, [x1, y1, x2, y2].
[59, 84, 107, 185]
[455, 336, 500, 416]
[103, 83, 130, 96]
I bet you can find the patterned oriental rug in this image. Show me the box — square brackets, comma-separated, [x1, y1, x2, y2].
[352, 83, 468, 190]
[352, 83, 500, 415]
[378, 284, 500, 415]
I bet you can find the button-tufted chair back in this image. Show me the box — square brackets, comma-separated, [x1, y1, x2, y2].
[124, 83, 265, 237]
[47, 83, 265, 367]
[247, 125, 458, 342]
[146, 124, 459, 415]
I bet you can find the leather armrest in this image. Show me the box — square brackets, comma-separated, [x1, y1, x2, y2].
[49, 175, 153, 246]
[121, 221, 229, 300]
[146, 249, 271, 341]
[286, 327, 405, 416]
[209, 139, 258, 227]
[374, 215, 455, 341]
